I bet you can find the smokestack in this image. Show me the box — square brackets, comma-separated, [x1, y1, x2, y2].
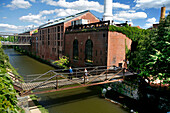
[160, 6, 166, 21]
[103, 0, 113, 23]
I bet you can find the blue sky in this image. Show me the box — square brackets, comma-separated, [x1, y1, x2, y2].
[0, 0, 170, 33]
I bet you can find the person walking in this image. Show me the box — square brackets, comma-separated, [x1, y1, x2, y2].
[69, 66, 73, 80]
[84, 68, 89, 81]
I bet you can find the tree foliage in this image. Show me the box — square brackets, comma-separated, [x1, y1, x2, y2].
[0, 42, 20, 112]
[109, 15, 170, 85]
[139, 14, 170, 84]
[109, 24, 152, 70]
[52, 56, 69, 69]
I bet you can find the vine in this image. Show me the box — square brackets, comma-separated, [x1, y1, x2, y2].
[0, 42, 20, 113]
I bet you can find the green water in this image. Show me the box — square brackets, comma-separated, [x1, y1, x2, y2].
[4, 47, 128, 113]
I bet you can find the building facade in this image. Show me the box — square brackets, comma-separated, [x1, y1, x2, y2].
[65, 21, 132, 67]
[37, 10, 99, 62]
[17, 10, 132, 67]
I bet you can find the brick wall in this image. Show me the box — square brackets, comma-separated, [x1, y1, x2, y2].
[65, 31, 108, 67]
[107, 31, 132, 67]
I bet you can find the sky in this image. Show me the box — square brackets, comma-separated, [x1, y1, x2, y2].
[0, 0, 170, 33]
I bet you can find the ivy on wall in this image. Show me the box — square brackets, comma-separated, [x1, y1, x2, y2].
[109, 25, 152, 71]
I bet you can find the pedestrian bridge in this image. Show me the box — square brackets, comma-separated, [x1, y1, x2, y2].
[0, 32, 31, 46]
[8, 66, 136, 96]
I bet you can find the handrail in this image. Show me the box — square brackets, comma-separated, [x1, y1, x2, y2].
[8, 71, 22, 79]
[7, 72, 24, 82]
[27, 66, 121, 82]
[29, 70, 53, 83]
[23, 73, 59, 95]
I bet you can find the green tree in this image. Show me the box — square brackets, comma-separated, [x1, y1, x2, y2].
[139, 14, 170, 85]
[52, 56, 69, 69]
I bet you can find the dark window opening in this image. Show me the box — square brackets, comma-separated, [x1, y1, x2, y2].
[48, 35, 50, 40]
[58, 33, 60, 40]
[61, 26, 63, 32]
[85, 39, 93, 63]
[61, 33, 63, 40]
[96, 50, 97, 56]
[73, 39, 79, 60]
[58, 26, 60, 32]
[103, 33, 106, 38]
[100, 50, 102, 55]
[58, 41, 60, 46]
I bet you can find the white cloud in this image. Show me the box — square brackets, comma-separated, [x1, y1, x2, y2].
[19, 13, 46, 24]
[41, 0, 130, 13]
[20, 8, 82, 25]
[6, 0, 32, 9]
[40, 8, 83, 17]
[113, 2, 130, 9]
[134, 0, 170, 10]
[2, 17, 7, 19]
[55, 9, 83, 17]
[0, 23, 22, 32]
[146, 17, 156, 23]
[0, 23, 37, 33]
[144, 17, 158, 28]
[113, 10, 147, 22]
[41, 0, 103, 13]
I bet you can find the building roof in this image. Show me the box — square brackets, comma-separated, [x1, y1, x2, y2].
[39, 10, 90, 29]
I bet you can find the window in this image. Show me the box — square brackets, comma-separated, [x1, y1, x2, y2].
[61, 33, 63, 40]
[58, 33, 60, 40]
[58, 26, 60, 32]
[48, 35, 50, 40]
[103, 33, 106, 38]
[96, 50, 97, 56]
[55, 27, 56, 32]
[61, 26, 63, 32]
[100, 50, 102, 55]
[85, 39, 93, 63]
[58, 41, 60, 46]
[73, 39, 78, 60]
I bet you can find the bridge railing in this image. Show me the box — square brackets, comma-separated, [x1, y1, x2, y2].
[26, 65, 121, 83]
[7, 71, 24, 90]
[22, 66, 129, 95]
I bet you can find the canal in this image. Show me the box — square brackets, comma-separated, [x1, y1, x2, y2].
[4, 47, 128, 113]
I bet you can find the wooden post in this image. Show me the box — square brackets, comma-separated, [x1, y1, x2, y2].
[105, 69, 108, 80]
[56, 75, 58, 89]
[84, 74, 85, 85]
[123, 68, 125, 80]
[76, 69, 77, 78]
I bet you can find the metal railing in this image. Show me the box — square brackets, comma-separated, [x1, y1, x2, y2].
[22, 65, 133, 95]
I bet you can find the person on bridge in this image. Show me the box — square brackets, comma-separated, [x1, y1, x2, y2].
[83, 68, 89, 81]
[69, 66, 73, 80]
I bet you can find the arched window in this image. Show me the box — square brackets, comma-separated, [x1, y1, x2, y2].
[73, 39, 78, 60]
[85, 39, 93, 63]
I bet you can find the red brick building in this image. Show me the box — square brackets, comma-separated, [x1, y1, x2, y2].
[17, 10, 132, 67]
[65, 21, 132, 67]
[37, 10, 99, 62]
